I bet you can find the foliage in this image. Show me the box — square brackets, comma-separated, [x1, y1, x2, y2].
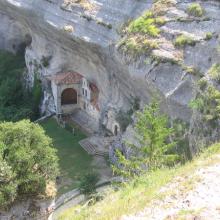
[182, 65, 202, 76]
[189, 85, 220, 123]
[128, 11, 160, 37]
[0, 50, 42, 122]
[171, 119, 191, 162]
[113, 101, 178, 179]
[0, 120, 59, 208]
[78, 172, 99, 195]
[174, 35, 196, 47]
[197, 78, 208, 90]
[119, 37, 158, 58]
[0, 155, 17, 208]
[208, 63, 220, 83]
[205, 32, 213, 41]
[119, 0, 170, 58]
[187, 3, 204, 17]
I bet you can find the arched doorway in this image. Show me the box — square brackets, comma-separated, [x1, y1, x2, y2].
[61, 88, 77, 105]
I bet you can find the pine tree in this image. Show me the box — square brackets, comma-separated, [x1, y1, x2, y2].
[113, 101, 178, 179]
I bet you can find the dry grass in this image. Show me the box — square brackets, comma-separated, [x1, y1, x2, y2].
[62, 0, 96, 11]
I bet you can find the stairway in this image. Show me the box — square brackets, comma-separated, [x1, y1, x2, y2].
[79, 138, 108, 157]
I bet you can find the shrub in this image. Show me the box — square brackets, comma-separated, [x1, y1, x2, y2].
[128, 11, 160, 37]
[197, 78, 208, 90]
[205, 32, 213, 40]
[120, 37, 158, 57]
[208, 63, 220, 83]
[189, 85, 220, 122]
[187, 3, 204, 17]
[0, 120, 59, 208]
[174, 34, 196, 47]
[183, 65, 201, 76]
[79, 172, 99, 195]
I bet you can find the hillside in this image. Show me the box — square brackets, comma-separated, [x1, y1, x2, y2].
[59, 143, 220, 220]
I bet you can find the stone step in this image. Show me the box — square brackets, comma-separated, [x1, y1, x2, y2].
[79, 139, 108, 157]
[79, 139, 96, 155]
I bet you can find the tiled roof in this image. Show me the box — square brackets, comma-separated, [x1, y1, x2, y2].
[49, 72, 83, 85]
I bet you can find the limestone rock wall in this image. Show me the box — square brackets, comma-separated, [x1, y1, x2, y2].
[0, 0, 220, 151]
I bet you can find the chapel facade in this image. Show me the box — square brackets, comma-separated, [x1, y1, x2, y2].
[49, 72, 100, 120]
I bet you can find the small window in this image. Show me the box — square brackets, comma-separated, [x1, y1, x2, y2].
[85, 90, 87, 97]
[82, 88, 84, 95]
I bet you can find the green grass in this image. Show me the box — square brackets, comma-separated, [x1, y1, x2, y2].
[205, 32, 213, 41]
[174, 34, 196, 48]
[58, 143, 220, 220]
[208, 63, 220, 82]
[128, 11, 160, 37]
[41, 118, 95, 195]
[187, 3, 204, 17]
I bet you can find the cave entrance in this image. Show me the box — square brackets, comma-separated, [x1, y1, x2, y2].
[61, 88, 77, 105]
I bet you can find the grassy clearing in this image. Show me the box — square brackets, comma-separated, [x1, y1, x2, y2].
[41, 118, 95, 195]
[58, 143, 220, 220]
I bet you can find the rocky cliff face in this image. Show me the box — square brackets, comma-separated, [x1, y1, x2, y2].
[0, 0, 220, 153]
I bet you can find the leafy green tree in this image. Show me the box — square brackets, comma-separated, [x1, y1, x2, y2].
[0, 120, 59, 208]
[0, 151, 17, 208]
[113, 101, 178, 179]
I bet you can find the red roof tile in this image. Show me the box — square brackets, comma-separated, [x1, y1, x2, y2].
[50, 72, 83, 85]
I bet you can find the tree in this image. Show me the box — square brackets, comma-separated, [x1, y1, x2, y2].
[0, 152, 17, 208]
[0, 120, 59, 208]
[113, 101, 178, 179]
[78, 172, 99, 195]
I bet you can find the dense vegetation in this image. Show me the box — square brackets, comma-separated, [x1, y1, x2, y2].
[0, 50, 42, 122]
[0, 120, 59, 209]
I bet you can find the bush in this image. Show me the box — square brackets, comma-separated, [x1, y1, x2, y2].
[0, 120, 59, 208]
[187, 3, 204, 17]
[208, 63, 220, 83]
[128, 11, 160, 37]
[79, 172, 99, 195]
[205, 32, 213, 40]
[174, 34, 196, 47]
